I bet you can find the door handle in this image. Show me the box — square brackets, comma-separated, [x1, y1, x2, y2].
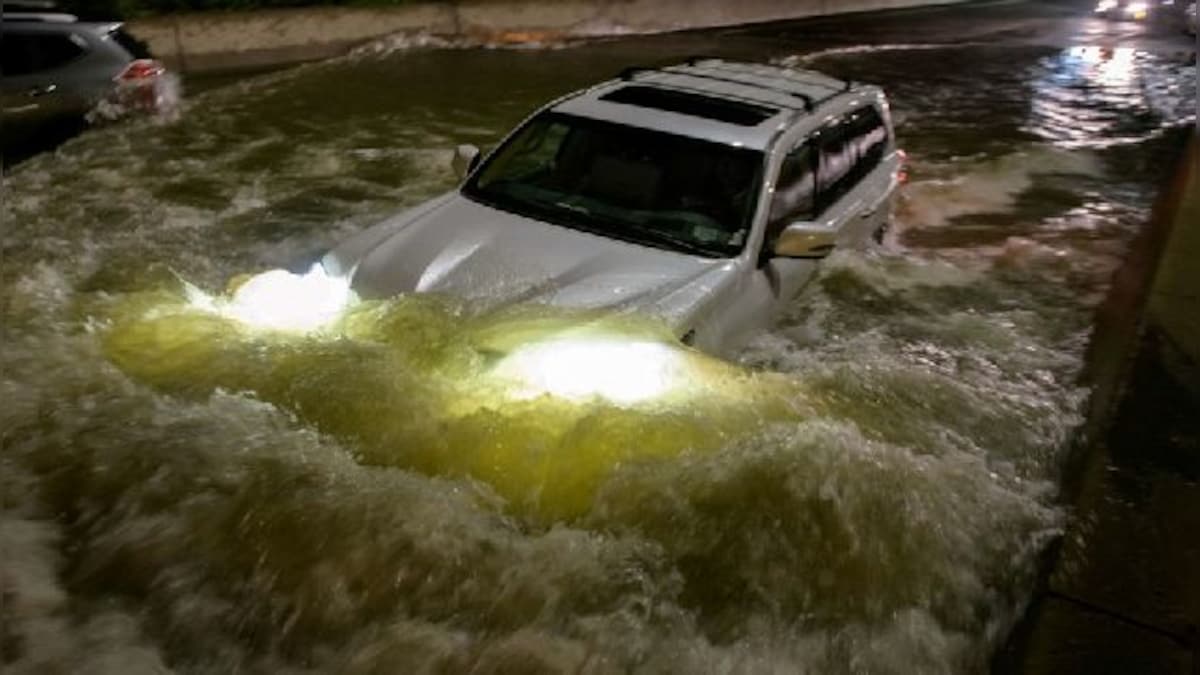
[27, 84, 58, 97]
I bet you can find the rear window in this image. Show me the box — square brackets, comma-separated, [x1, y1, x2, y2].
[108, 27, 151, 59]
[599, 85, 777, 126]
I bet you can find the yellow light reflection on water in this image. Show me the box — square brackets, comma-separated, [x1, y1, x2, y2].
[103, 275, 803, 521]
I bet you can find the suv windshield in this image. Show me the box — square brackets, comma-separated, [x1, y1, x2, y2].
[463, 112, 763, 258]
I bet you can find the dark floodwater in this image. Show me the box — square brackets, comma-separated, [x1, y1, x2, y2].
[2, 6, 1194, 673]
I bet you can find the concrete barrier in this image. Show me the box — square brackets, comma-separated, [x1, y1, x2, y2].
[127, 5, 458, 72]
[127, 0, 968, 72]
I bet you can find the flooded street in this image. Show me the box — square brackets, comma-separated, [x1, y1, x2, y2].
[2, 1, 1195, 672]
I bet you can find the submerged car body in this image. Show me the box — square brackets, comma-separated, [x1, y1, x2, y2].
[323, 59, 903, 355]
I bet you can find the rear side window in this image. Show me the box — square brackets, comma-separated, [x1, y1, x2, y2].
[1, 32, 86, 76]
[814, 104, 890, 212]
[848, 106, 888, 181]
[108, 28, 151, 59]
[815, 124, 855, 211]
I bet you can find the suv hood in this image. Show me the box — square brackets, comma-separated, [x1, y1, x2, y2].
[324, 194, 739, 332]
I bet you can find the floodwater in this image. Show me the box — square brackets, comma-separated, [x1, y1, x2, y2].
[2, 6, 1194, 673]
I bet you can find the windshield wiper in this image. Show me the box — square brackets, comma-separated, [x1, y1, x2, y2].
[554, 200, 592, 215]
[472, 186, 723, 257]
[627, 227, 721, 257]
[555, 206, 720, 257]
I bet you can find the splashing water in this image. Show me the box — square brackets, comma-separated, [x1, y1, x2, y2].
[192, 264, 358, 333]
[97, 272, 799, 521]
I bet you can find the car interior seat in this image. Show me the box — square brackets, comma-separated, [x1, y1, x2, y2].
[580, 155, 662, 210]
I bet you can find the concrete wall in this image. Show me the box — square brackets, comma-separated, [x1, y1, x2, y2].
[1146, 133, 1200, 385]
[127, 0, 968, 72]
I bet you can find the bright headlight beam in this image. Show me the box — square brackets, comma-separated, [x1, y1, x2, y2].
[188, 263, 357, 333]
[227, 263, 356, 332]
[494, 338, 686, 405]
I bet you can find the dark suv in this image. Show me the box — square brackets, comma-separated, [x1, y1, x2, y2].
[2, 1, 169, 160]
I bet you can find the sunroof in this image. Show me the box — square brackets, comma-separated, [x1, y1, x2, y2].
[599, 85, 777, 126]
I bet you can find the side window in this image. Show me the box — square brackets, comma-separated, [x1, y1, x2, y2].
[1, 32, 86, 76]
[814, 106, 889, 212]
[38, 34, 86, 70]
[815, 123, 854, 211]
[849, 106, 888, 181]
[767, 140, 816, 234]
[2, 34, 39, 77]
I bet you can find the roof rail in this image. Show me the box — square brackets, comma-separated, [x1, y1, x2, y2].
[2, 0, 58, 7]
[704, 59, 853, 94]
[3, 11, 77, 21]
[613, 58, 857, 113]
[663, 65, 815, 111]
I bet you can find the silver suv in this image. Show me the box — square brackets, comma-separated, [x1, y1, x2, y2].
[1, 2, 168, 155]
[323, 58, 904, 354]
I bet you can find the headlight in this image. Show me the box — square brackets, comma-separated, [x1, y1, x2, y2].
[1125, 1, 1149, 13]
[190, 262, 357, 332]
[493, 337, 688, 405]
[1095, 0, 1118, 10]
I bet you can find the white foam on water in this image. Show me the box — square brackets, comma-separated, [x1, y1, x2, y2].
[777, 42, 979, 68]
[896, 146, 1104, 229]
[347, 30, 578, 59]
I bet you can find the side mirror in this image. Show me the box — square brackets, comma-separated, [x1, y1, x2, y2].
[451, 144, 481, 179]
[772, 222, 836, 259]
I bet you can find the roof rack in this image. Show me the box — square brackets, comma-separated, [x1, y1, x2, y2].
[696, 58, 853, 93]
[599, 84, 779, 126]
[616, 58, 856, 112]
[2, 0, 59, 7]
[3, 11, 78, 21]
[661, 68, 814, 111]
[617, 61, 812, 111]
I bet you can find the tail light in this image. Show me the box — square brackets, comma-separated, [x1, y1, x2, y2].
[116, 59, 165, 82]
[896, 148, 909, 185]
[114, 59, 166, 111]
